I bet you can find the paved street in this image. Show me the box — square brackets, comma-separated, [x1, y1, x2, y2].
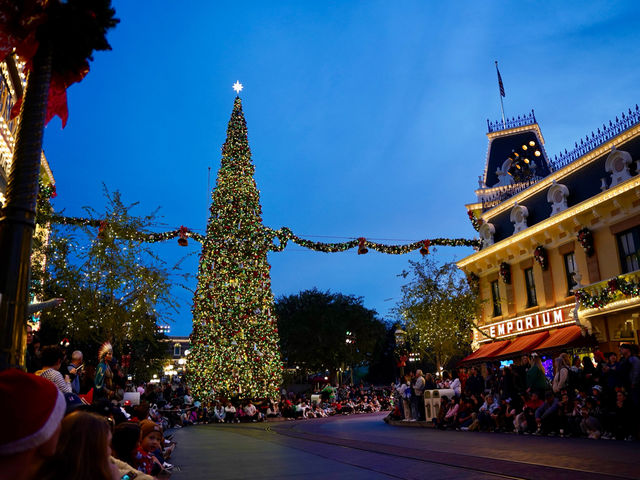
[170, 412, 639, 479]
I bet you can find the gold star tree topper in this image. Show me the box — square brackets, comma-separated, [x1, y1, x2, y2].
[232, 81, 243, 94]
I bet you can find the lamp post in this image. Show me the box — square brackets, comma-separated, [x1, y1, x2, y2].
[394, 328, 406, 378]
[345, 331, 355, 384]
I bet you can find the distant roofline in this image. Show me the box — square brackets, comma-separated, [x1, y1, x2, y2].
[478, 104, 640, 213]
[487, 110, 536, 133]
[548, 105, 640, 172]
[479, 120, 640, 220]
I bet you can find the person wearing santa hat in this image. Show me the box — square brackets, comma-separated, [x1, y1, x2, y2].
[0, 369, 65, 480]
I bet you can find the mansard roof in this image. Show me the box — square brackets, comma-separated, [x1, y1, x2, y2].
[469, 104, 640, 247]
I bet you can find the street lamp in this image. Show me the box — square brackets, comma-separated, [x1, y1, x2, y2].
[394, 328, 407, 378]
[345, 331, 355, 384]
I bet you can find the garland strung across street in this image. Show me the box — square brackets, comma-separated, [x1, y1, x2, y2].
[37, 181, 480, 254]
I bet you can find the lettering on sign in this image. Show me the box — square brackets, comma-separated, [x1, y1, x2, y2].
[484, 306, 572, 339]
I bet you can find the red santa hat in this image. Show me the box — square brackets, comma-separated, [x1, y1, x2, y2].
[0, 369, 66, 455]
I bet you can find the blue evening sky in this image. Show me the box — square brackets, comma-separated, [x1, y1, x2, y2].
[42, 1, 640, 336]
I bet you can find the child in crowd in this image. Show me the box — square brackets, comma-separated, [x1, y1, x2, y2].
[136, 420, 171, 478]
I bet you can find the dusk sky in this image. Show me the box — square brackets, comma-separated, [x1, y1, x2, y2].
[42, 1, 640, 336]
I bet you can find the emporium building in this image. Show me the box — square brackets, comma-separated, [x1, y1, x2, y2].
[457, 107, 640, 367]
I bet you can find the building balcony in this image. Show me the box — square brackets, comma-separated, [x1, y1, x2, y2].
[577, 269, 640, 316]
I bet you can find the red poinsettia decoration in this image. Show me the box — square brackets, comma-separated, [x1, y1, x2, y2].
[499, 262, 511, 284]
[0, 0, 118, 127]
[577, 227, 594, 257]
[534, 245, 548, 270]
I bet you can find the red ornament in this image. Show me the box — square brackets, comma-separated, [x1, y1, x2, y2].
[178, 225, 189, 247]
[420, 239, 430, 256]
[357, 237, 368, 255]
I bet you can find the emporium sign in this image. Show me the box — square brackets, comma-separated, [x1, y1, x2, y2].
[481, 305, 575, 340]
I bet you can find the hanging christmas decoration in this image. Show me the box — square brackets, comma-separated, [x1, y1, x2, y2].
[533, 245, 548, 270]
[577, 227, 594, 257]
[177, 225, 189, 247]
[466, 272, 480, 293]
[575, 274, 640, 309]
[467, 210, 483, 231]
[420, 240, 431, 256]
[499, 262, 511, 284]
[357, 237, 368, 255]
[1, 0, 119, 126]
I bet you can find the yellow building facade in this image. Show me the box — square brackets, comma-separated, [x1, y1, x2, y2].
[1, 54, 55, 330]
[457, 108, 640, 363]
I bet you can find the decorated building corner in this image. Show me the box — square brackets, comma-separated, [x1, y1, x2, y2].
[186, 95, 283, 400]
[459, 105, 640, 365]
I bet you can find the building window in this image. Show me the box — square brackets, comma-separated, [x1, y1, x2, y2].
[617, 227, 640, 274]
[563, 252, 577, 295]
[524, 268, 537, 308]
[174, 343, 181, 357]
[491, 280, 502, 317]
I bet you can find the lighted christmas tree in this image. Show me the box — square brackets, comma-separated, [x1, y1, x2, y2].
[187, 93, 282, 400]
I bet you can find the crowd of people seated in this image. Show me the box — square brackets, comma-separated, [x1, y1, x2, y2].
[390, 345, 640, 441]
[153, 383, 393, 425]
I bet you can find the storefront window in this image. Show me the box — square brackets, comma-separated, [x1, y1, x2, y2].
[491, 280, 502, 317]
[617, 227, 640, 273]
[524, 267, 537, 308]
[564, 252, 577, 295]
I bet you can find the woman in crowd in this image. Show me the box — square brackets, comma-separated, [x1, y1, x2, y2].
[37, 411, 120, 480]
[527, 354, 548, 395]
[36, 346, 72, 394]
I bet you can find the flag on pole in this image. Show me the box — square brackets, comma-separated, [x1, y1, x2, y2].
[495, 61, 505, 97]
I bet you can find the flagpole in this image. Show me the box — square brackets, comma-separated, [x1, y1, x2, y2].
[495, 61, 506, 128]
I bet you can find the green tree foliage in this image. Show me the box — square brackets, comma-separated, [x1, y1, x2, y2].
[395, 258, 478, 372]
[31, 187, 178, 379]
[275, 288, 388, 381]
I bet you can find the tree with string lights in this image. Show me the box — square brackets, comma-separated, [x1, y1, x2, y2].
[187, 86, 283, 400]
[32, 187, 177, 378]
[395, 259, 479, 373]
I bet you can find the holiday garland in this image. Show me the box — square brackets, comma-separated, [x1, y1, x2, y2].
[575, 274, 640, 309]
[467, 210, 483, 232]
[37, 186, 480, 253]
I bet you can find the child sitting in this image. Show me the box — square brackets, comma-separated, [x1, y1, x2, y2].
[136, 420, 171, 478]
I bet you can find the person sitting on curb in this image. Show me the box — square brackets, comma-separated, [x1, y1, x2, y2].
[535, 391, 560, 435]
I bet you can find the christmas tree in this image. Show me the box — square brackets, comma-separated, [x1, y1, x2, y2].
[187, 95, 283, 400]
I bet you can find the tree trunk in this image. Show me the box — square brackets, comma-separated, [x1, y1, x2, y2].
[0, 42, 53, 370]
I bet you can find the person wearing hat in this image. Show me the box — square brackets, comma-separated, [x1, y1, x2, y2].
[95, 342, 115, 401]
[136, 419, 169, 477]
[0, 369, 66, 480]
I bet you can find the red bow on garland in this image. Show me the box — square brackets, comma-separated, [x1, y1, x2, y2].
[420, 239, 430, 255]
[357, 237, 368, 255]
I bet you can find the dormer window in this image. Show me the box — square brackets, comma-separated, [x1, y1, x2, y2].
[605, 146, 632, 187]
[547, 181, 569, 215]
[510, 203, 529, 233]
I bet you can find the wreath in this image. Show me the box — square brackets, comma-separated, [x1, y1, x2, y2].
[499, 262, 511, 284]
[534, 245, 548, 270]
[577, 227, 594, 257]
